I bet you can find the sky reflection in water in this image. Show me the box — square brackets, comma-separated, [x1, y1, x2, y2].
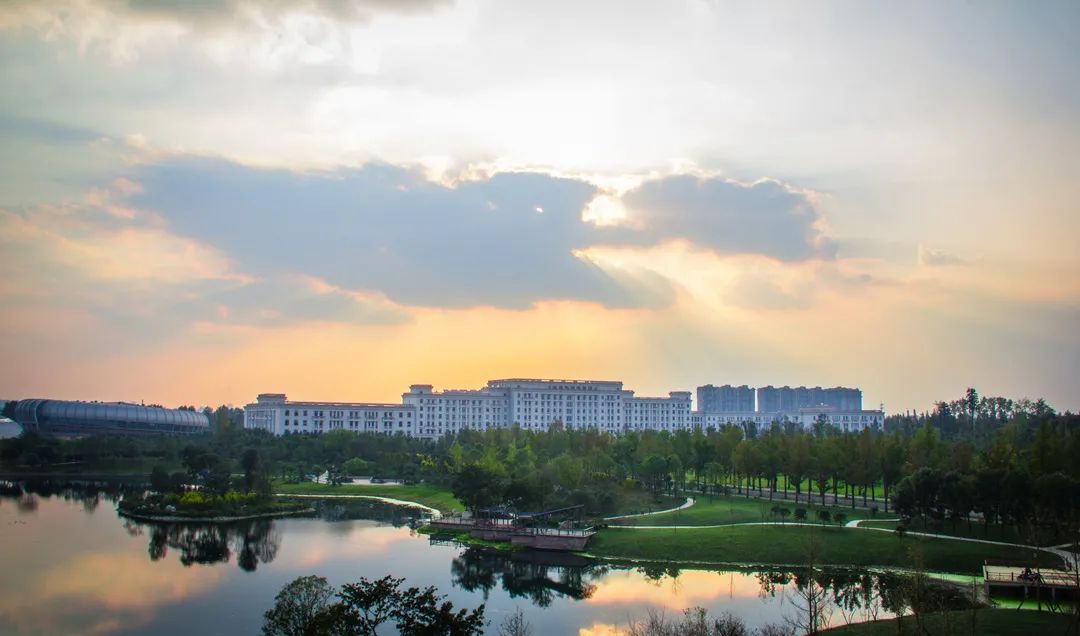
[0, 486, 898, 635]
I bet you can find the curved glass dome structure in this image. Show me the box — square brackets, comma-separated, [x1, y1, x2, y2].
[13, 399, 209, 436]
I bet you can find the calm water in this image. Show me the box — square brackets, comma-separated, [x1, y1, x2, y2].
[0, 483, 902, 635]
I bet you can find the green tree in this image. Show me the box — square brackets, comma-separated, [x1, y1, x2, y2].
[150, 465, 171, 493]
[262, 575, 342, 636]
[338, 576, 405, 635]
[451, 463, 504, 513]
[785, 434, 812, 504]
[241, 448, 262, 494]
[204, 460, 233, 496]
[393, 584, 486, 636]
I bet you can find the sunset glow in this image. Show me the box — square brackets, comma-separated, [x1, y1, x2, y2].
[1, 1, 1077, 411]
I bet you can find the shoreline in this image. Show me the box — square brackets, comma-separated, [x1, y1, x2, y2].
[276, 493, 443, 518]
[118, 506, 316, 523]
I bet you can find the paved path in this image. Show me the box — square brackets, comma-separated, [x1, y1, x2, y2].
[603, 497, 695, 521]
[845, 518, 900, 528]
[611, 518, 1073, 566]
[609, 521, 851, 530]
[275, 493, 442, 519]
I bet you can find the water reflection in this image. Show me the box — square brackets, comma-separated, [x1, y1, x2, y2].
[122, 519, 282, 571]
[0, 481, 974, 636]
[451, 547, 603, 607]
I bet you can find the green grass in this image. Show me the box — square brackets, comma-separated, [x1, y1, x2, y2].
[274, 482, 463, 513]
[606, 489, 683, 517]
[824, 608, 1076, 634]
[618, 494, 877, 526]
[587, 525, 1065, 574]
[858, 519, 1068, 547]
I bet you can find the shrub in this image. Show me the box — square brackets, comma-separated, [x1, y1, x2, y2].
[180, 490, 207, 506]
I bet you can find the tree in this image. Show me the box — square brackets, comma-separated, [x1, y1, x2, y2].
[451, 463, 504, 513]
[150, 465, 171, 493]
[785, 434, 812, 504]
[262, 575, 342, 636]
[964, 387, 979, 438]
[204, 460, 233, 496]
[497, 608, 532, 636]
[338, 576, 406, 635]
[788, 530, 831, 635]
[394, 584, 486, 635]
[640, 455, 669, 497]
[241, 448, 262, 494]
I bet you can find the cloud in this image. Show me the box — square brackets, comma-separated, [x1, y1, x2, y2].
[124, 157, 659, 309]
[0, 0, 449, 33]
[119, 156, 838, 310]
[0, 190, 409, 354]
[917, 244, 971, 267]
[615, 175, 835, 261]
[0, 0, 452, 67]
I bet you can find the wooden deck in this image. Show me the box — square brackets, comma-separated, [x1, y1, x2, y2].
[983, 562, 1079, 602]
[426, 517, 595, 551]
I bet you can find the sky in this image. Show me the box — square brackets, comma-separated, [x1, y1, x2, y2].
[0, 0, 1077, 412]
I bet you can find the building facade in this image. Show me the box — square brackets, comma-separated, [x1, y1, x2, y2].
[245, 378, 881, 438]
[244, 393, 415, 437]
[12, 399, 209, 436]
[755, 385, 862, 412]
[696, 384, 755, 413]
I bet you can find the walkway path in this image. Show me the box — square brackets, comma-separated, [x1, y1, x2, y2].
[603, 497, 695, 521]
[845, 518, 900, 528]
[275, 493, 442, 519]
[610, 517, 1072, 564]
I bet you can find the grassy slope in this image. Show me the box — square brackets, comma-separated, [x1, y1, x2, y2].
[824, 609, 1076, 635]
[857, 519, 1069, 547]
[587, 525, 1064, 574]
[619, 494, 876, 526]
[274, 482, 463, 513]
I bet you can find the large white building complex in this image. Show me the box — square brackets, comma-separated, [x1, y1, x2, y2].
[244, 378, 884, 438]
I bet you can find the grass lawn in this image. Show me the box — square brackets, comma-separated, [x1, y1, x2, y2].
[858, 519, 1068, 547]
[618, 494, 877, 527]
[587, 525, 1065, 574]
[607, 489, 683, 517]
[274, 482, 463, 513]
[824, 608, 1076, 634]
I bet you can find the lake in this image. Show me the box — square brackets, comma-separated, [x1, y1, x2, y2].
[0, 482, 907, 635]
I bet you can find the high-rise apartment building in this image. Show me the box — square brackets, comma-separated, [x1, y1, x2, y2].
[696, 384, 755, 413]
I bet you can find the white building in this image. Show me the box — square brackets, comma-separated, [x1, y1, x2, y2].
[244, 393, 415, 436]
[244, 379, 883, 438]
[403, 384, 508, 438]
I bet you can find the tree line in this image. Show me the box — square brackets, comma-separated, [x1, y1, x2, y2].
[2, 390, 1078, 532]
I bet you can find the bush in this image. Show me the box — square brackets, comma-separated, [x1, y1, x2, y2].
[343, 457, 374, 477]
[794, 507, 807, 521]
[180, 491, 207, 507]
